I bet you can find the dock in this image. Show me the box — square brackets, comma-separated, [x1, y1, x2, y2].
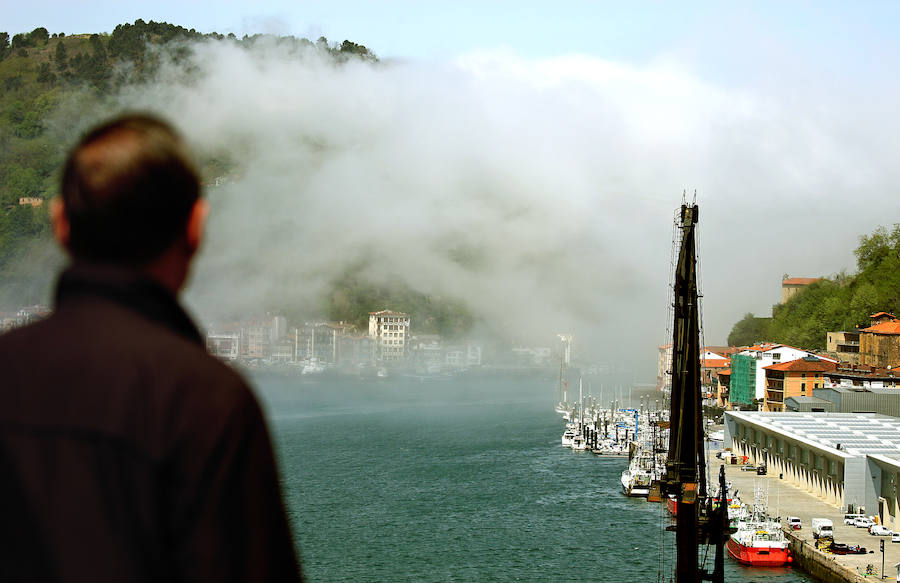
[711, 454, 898, 581]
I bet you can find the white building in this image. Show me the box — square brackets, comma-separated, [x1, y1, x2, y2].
[207, 332, 240, 360]
[368, 310, 410, 361]
[738, 344, 838, 401]
[726, 411, 900, 528]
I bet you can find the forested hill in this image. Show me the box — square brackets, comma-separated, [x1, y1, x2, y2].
[0, 24, 475, 337]
[728, 224, 900, 350]
[0, 20, 376, 207]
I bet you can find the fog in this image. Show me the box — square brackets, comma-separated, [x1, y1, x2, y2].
[97, 38, 899, 378]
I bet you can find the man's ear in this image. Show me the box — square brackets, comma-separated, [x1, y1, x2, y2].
[186, 198, 209, 256]
[50, 197, 71, 251]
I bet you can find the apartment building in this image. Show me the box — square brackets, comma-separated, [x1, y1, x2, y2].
[368, 310, 410, 361]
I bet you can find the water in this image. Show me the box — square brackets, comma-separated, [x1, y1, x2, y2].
[256, 374, 812, 583]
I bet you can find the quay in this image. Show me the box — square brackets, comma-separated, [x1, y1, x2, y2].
[711, 453, 899, 582]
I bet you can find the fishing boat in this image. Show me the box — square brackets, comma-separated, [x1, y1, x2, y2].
[621, 463, 653, 497]
[726, 486, 792, 566]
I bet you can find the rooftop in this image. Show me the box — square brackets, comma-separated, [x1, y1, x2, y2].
[764, 356, 838, 373]
[782, 277, 821, 286]
[861, 320, 900, 335]
[727, 410, 900, 461]
[702, 358, 730, 368]
[871, 312, 896, 320]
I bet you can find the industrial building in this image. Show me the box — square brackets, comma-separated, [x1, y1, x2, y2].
[725, 411, 900, 530]
[784, 386, 900, 416]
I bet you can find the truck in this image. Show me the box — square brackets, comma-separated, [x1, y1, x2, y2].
[812, 518, 834, 539]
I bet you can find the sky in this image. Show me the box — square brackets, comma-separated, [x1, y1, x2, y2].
[7, 2, 900, 379]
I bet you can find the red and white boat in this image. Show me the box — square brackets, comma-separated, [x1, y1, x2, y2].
[726, 487, 792, 567]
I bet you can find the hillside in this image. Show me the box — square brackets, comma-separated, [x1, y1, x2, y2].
[727, 224, 900, 350]
[0, 22, 474, 337]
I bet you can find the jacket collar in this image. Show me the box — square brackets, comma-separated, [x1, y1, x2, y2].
[55, 262, 203, 346]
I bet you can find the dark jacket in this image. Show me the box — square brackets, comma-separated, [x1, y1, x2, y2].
[0, 264, 301, 582]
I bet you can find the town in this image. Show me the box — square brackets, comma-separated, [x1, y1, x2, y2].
[659, 277, 900, 413]
[1, 306, 588, 379]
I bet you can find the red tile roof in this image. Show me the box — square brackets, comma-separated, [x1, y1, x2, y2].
[701, 358, 730, 368]
[782, 277, 821, 286]
[763, 357, 837, 372]
[870, 312, 897, 321]
[746, 343, 781, 352]
[861, 320, 900, 335]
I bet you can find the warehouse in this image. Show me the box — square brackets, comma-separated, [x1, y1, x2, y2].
[725, 411, 900, 529]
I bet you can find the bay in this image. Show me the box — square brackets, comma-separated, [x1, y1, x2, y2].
[256, 374, 813, 583]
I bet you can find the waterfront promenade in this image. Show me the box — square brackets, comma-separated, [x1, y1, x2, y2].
[712, 454, 898, 581]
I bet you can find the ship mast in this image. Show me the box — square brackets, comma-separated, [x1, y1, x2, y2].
[663, 203, 727, 583]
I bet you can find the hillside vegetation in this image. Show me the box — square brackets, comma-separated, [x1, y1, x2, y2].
[0, 22, 474, 337]
[727, 224, 900, 350]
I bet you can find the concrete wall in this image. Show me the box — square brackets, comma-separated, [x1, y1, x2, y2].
[785, 529, 870, 583]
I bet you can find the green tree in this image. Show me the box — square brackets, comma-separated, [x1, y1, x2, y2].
[11, 33, 32, 49]
[4, 165, 42, 201]
[54, 39, 68, 72]
[2, 75, 23, 92]
[0, 32, 9, 60]
[28, 27, 50, 46]
[728, 312, 772, 347]
[36, 62, 55, 84]
[855, 225, 900, 271]
[849, 283, 879, 326]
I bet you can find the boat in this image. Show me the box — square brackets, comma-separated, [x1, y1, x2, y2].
[561, 424, 576, 447]
[726, 485, 792, 567]
[302, 357, 325, 375]
[571, 432, 588, 451]
[621, 463, 653, 497]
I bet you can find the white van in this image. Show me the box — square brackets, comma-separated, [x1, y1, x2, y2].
[786, 516, 802, 530]
[812, 518, 834, 539]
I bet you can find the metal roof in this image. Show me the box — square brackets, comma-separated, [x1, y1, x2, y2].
[726, 411, 900, 458]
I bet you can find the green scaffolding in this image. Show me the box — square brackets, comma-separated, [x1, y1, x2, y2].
[729, 354, 756, 406]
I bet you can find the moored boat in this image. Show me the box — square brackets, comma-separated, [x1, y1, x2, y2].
[726, 526, 791, 567]
[726, 485, 791, 567]
[620, 467, 652, 497]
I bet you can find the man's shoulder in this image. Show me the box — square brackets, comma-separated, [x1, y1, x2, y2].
[0, 300, 261, 446]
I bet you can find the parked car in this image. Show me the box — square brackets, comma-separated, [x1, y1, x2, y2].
[854, 517, 875, 528]
[756, 465, 767, 475]
[869, 525, 892, 536]
[844, 513, 865, 525]
[786, 516, 802, 530]
[891, 533, 900, 543]
[740, 464, 757, 472]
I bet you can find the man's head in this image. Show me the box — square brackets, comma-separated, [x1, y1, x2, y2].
[54, 114, 208, 289]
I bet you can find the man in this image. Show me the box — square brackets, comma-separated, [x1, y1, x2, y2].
[0, 114, 302, 582]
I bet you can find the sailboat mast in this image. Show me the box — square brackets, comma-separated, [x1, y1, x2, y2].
[664, 203, 705, 582]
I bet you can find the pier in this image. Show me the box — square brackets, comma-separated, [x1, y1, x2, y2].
[711, 452, 899, 581]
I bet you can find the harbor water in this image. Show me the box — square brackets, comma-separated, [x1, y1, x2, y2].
[256, 374, 813, 583]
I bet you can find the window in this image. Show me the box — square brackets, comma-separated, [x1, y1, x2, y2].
[801, 383, 806, 390]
